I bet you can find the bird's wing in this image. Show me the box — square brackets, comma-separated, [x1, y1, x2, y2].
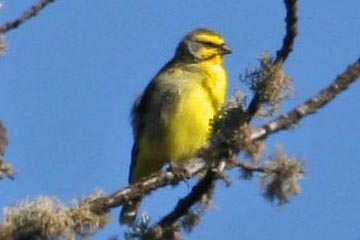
[128, 66, 176, 182]
[128, 79, 156, 183]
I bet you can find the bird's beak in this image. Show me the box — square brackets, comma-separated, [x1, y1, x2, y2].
[219, 44, 232, 55]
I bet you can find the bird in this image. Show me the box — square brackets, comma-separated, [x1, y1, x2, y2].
[120, 28, 232, 225]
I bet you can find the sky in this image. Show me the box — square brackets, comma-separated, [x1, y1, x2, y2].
[0, 1, 360, 239]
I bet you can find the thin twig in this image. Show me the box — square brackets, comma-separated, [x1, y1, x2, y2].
[0, 0, 56, 34]
[229, 158, 265, 173]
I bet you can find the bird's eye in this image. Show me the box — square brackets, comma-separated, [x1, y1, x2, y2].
[201, 41, 219, 48]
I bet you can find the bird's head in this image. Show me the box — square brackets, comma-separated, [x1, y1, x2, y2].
[175, 28, 232, 62]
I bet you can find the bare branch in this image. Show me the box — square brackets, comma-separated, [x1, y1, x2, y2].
[0, 0, 56, 34]
[229, 158, 265, 173]
[251, 57, 360, 141]
[275, 0, 298, 64]
[88, 161, 204, 214]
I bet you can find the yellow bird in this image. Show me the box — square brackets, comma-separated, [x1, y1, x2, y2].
[120, 28, 231, 225]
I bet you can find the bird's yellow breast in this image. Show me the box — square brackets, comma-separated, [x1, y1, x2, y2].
[162, 60, 227, 162]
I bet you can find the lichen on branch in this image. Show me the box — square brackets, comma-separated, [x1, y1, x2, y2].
[0, 192, 110, 240]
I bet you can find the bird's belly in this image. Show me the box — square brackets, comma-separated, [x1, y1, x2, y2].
[163, 87, 216, 162]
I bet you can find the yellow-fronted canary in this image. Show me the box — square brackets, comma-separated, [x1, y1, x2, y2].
[120, 28, 231, 225]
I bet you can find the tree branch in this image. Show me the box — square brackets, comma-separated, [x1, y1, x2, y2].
[275, 0, 298, 64]
[0, 0, 56, 34]
[229, 157, 265, 173]
[157, 169, 217, 229]
[251, 57, 360, 141]
[153, 158, 265, 232]
[89, 159, 205, 214]
[246, 0, 298, 119]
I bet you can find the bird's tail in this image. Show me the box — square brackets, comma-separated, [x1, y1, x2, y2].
[119, 197, 141, 226]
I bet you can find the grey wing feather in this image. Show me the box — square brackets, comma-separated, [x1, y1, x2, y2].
[128, 63, 182, 183]
[128, 80, 156, 183]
